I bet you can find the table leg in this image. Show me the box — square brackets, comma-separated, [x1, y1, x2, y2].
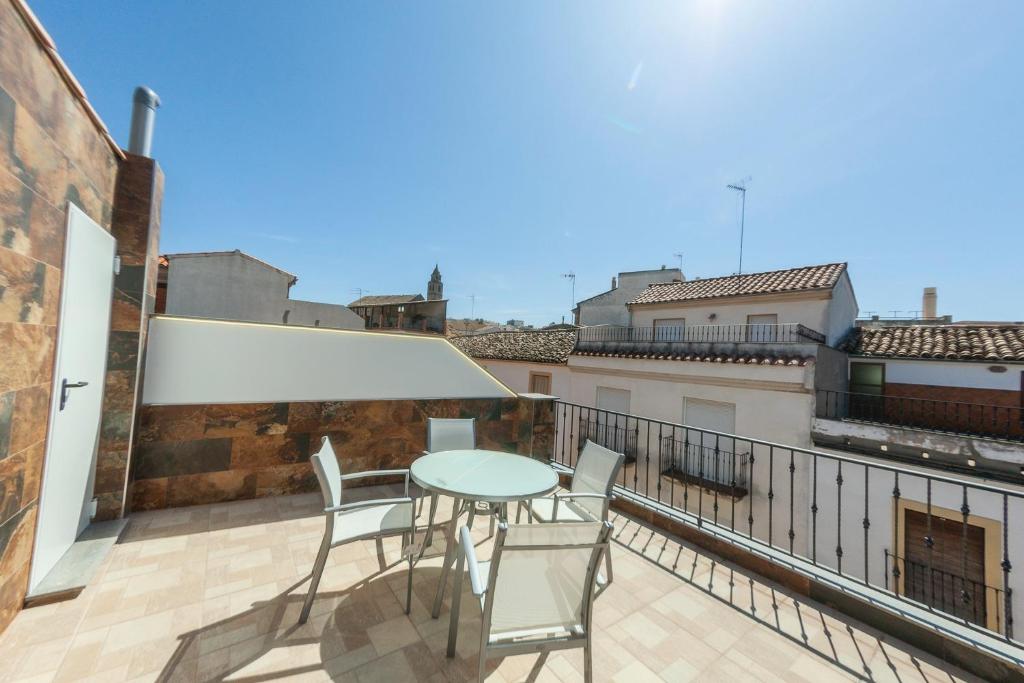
[431, 496, 462, 619]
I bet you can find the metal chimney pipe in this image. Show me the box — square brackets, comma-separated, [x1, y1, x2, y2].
[128, 86, 161, 157]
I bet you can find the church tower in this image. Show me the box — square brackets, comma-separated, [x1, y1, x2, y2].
[427, 264, 443, 300]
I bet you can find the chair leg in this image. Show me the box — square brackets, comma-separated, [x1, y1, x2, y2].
[584, 633, 593, 683]
[375, 537, 386, 571]
[405, 533, 415, 615]
[446, 544, 466, 658]
[604, 543, 614, 585]
[477, 626, 488, 683]
[515, 501, 523, 523]
[467, 506, 476, 530]
[422, 493, 440, 558]
[299, 534, 331, 624]
[488, 510, 495, 538]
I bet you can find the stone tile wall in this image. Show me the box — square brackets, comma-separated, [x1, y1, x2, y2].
[0, 0, 120, 632]
[131, 396, 555, 512]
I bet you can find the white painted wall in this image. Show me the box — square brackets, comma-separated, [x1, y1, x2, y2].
[142, 317, 514, 405]
[166, 252, 364, 330]
[629, 277, 858, 347]
[576, 268, 683, 327]
[476, 360, 572, 399]
[863, 358, 1024, 391]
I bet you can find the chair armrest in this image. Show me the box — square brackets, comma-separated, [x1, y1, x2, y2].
[459, 526, 486, 596]
[325, 496, 414, 514]
[340, 469, 410, 497]
[553, 492, 608, 501]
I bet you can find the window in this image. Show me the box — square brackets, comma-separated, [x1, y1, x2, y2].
[584, 387, 635, 461]
[653, 317, 686, 341]
[529, 372, 551, 395]
[746, 313, 778, 341]
[849, 362, 885, 420]
[664, 398, 744, 487]
[903, 509, 987, 627]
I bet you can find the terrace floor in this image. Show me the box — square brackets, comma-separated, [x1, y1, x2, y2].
[0, 491, 983, 682]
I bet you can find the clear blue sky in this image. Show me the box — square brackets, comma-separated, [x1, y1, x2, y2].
[33, 1, 1023, 325]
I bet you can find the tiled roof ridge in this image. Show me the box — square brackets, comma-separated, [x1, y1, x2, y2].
[571, 349, 813, 366]
[842, 324, 1024, 362]
[645, 261, 846, 290]
[450, 329, 577, 364]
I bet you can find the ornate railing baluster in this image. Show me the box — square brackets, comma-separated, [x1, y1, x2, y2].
[1003, 493, 1013, 640]
[836, 460, 844, 575]
[767, 445, 775, 548]
[713, 435, 720, 525]
[747, 445, 755, 539]
[892, 472, 901, 598]
[788, 450, 796, 555]
[961, 486, 971, 625]
[926, 479, 934, 611]
[863, 464, 870, 586]
[812, 455, 818, 565]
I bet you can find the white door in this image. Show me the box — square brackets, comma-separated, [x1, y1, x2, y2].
[681, 398, 737, 484]
[31, 205, 115, 590]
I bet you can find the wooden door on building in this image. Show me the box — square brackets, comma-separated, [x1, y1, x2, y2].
[903, 509, 987, 627]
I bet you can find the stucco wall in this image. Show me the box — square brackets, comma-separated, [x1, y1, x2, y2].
[0, 0, 120, 632]
[629, 295, 833, 341]
[862, 358, 1023, 391]
[165, 253, 364, 330]
[477, 360, 572, 399]
[576, 268, 682, 327]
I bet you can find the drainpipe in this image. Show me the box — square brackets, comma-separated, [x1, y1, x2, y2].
[128, 86, 161, 157]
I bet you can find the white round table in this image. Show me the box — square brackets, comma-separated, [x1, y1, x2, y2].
[411, 449, 558, 617]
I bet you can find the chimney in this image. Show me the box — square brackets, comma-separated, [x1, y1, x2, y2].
[611, 276, 617, 290]
[128, 86, 161, 157]
[922, 287, 937, 319]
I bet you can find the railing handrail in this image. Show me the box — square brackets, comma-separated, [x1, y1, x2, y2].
[559, 401, 1024, 499]
[576, 322, 827, 344]
[822, 388, 1023, 413]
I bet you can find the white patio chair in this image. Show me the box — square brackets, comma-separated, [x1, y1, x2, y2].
[299, 436, 416, 624]
[421, 418, 489, 545]
[447, 520, 613, 683]
[517, 439, 624, 583]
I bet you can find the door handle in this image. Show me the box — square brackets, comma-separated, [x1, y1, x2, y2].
[59, 379, 89, 411]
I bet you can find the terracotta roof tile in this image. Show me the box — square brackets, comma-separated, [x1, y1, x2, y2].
[629, 263, 846, 306]
[841, 325, 1024, 362]
[571, 349, 813, 366]
[349, 294, 425, 307]
[450, 330, 577, 364]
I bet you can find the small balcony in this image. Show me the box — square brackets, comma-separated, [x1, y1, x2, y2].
[574, 323, 828, 362]
[816, 390, 1024, 443]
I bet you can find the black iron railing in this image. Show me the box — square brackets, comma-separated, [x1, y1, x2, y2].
[576, 323, 826, 345]
[817, 390, 1024, 442]
[551, 400, 1022, 651]
[885, 551, 1005, 632]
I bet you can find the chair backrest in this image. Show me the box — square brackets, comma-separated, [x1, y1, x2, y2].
[426, 417, 476, 453]
[485, 521, 611, 636]
[311, 436, 342, 508]
[571, 440, 625, 519]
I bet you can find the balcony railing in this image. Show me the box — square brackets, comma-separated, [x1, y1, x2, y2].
[551, 400, 1023, 659]
[884, 551, 1007, 632]
[576, 323, 827, 345]
[817, 389, 1024, 442]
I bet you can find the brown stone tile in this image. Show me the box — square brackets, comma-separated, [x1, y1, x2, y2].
[9, 383, 50, 455]
[0, 246, 48, 324]
[93, 490, 125, 521]
[0, 447, 27, 523]
[230, 433, 311, 469]
[0, 503, 35, 633]
[166, 470, 258, 508]
[0, 390, 12, 459]
[0, 166, 67, 269]
[287, 401, 322, 433]
[0, 322, 56, 393]
[130, 478, 168, 512]
[134, 438, 233, 480]
[94, 455, 129, 495]
[106, 330, 140, 371]
[138, 404, 206, 443]
[254, 463, 317, 497]
[98, 409, 132, 453]
[109, 286, 142, 332]
[100, 369, 136, 413]
[205, 403, 288, 438]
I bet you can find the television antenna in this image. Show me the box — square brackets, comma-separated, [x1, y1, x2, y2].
[672, 252, 683, 272]
[351, 287, 370, 299]
[727, 177, 751, 274]
[562, 272, 576, 319]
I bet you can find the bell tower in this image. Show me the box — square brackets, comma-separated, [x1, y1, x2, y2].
[427, 264, 443, 300]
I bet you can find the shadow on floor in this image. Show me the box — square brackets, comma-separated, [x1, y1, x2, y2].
[608, 509, 968, 683]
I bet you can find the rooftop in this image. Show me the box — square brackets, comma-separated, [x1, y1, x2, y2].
[164, 250, 299, 284]
[572, 349, 815, 366]
[349, 294, 427, 307]
[629, 263, 847, 306]
[450, 329, 577, 364]
[0, 492, 978, 682]
[841, 324, 1024, 362]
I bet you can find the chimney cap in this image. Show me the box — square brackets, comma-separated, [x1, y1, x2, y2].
[133, 86, 161, 109]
